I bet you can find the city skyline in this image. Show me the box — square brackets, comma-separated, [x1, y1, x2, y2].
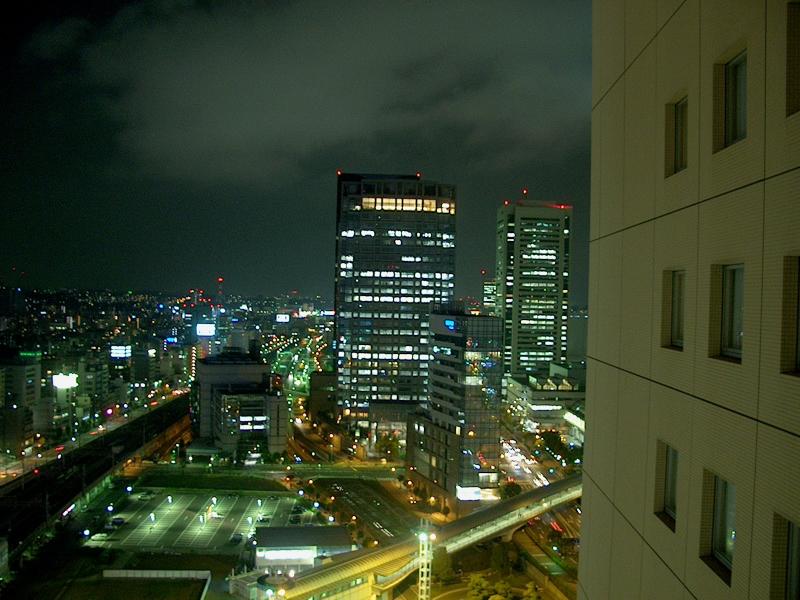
[0, 1, 591, 301]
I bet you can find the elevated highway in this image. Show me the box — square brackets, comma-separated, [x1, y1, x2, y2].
[229, 474, 582, 600]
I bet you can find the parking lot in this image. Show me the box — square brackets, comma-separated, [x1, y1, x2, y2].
[87, 489, 318, 554]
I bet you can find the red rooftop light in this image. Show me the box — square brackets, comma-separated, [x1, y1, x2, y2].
[503, 199, 511, 206]
[336, 169, 342, 176]
[415, 171, 422, 179]
[522, 187, 529, 196]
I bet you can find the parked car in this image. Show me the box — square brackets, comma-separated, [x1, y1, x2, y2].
[229, 533, 243, 544]
[111, 517, 126, 526]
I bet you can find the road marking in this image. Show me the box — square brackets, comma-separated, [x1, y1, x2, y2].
[118, 495, 191, 546]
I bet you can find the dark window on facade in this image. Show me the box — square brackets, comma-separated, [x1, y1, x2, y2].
[724, 52, 748, 146]
[787, 4, 800, 116]
[671, 270, 685, 348]
[721, 264, 744, 360]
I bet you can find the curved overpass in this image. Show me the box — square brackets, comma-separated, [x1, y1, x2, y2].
[229, 473, 582, 600]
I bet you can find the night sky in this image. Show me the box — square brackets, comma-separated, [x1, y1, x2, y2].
[1, 1, 591, 302]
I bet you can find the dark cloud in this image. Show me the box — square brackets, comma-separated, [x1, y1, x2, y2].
[1, 0, 591, 301]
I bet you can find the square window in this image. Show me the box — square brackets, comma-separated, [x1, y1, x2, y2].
[665, 97, 688, 176]
[713, 51, 747, 150]
[720, 264, 744, 360]
[654, 440, 678, 531]
[787, 4, 800, 117]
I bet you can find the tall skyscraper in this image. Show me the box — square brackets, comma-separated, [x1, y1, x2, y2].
[406, 308, 503, 509]
[481, 276, 498, 315]
[495, 199, 571, 377]
[334, 172, 456, 438]
[581, 2, 800, 599]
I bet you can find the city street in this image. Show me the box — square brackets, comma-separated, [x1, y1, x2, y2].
[315, 479, 417, 541]
[501, 439, 560, 489]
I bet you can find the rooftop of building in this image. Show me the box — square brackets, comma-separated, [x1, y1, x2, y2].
[337, 172, 423, 182]
[510, 374, 581, 392]
[254, 526, 352, 548]
[199, 350, 264, 366]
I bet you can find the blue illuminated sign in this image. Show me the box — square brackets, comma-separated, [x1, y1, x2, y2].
[444, 319, 456, 331]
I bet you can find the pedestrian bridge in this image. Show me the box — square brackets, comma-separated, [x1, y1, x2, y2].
[228, 474, 582, 600]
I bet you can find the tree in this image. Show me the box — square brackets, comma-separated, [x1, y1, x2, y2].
[467, 574, 494, 600]
[431, 547, 452, 579]
[374, 433, 400, 458]
[521, 582, 541, 600]
[493, 580, 511, 597]
[499, 481, 522, 499]
[490, 542, 510, 574]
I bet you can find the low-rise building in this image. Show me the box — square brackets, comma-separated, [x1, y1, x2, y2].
[505, 372, 585, 445]
[253, 526, 355, 574]
[193, 351, 288, 461]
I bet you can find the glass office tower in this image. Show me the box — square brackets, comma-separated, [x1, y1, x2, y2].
[334, 172, 456, 438]
[495, 201, 571, 377]
[406, 308, 503, 507]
